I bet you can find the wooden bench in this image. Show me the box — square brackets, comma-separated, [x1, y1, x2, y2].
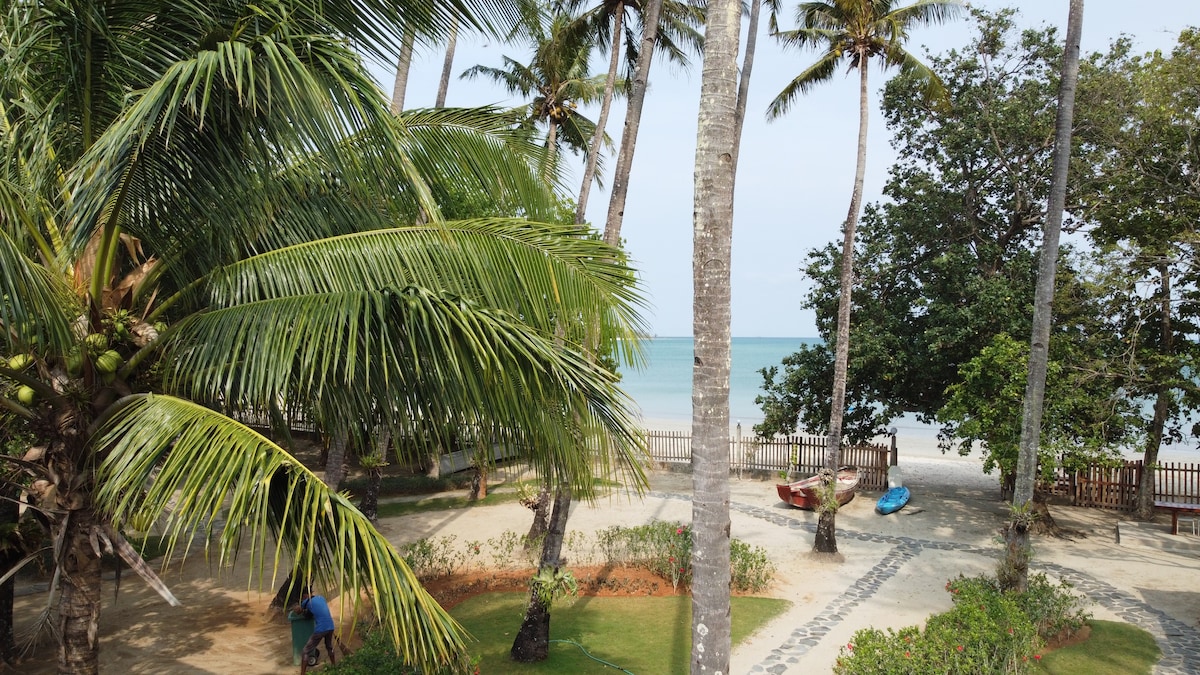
[1154, 500, 1200, 535]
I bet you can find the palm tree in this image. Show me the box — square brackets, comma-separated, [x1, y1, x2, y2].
[568, 0, 706, 225]
[766, 0, 961, 553]
[0, 3, 648, 673]
[461, 3, 611, 179]
[602, 0, 706, 244]
[1007, 0, 1084, 593]
[689, 0, 744, 668]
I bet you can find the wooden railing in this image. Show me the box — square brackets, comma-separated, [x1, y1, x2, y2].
[1049, 460, 1199, 510]
[645, 430, 891, 492]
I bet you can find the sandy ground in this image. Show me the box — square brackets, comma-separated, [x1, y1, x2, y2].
[12, 452, 1200, 674]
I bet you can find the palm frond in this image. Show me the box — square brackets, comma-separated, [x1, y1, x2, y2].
[0, 229, 78, 356]
[160, 284, 647, 492]
[93, 394, 470, 672]
[396, 107, 565, 219]
[766, 47, 842, 119]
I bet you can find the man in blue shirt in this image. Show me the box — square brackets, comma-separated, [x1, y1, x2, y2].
[298, 588, 338, 673]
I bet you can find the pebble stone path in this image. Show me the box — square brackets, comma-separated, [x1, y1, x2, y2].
[645, 490, 1200, 675]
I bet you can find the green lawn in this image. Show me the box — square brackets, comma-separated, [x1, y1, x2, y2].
[452, 593, 791, 674]
[1036, 620, 1161, 675]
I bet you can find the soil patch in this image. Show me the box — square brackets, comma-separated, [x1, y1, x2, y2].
[422, 565, 685, 609]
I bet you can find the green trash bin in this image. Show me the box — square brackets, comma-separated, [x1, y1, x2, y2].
[287, 610, 315, 666]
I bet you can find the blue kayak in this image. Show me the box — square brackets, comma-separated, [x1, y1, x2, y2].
[876, 486, 911, 515]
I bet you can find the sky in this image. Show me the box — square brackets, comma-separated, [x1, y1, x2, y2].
[368, 1, 1200, 338]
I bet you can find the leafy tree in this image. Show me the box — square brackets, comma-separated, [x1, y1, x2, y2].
[765, 0, 962, 553]
[939, 331, 1136, 499]
[1072, 27, 1200, 520]
[0, 2, 648, 673]
[756, 9, 1070, 445]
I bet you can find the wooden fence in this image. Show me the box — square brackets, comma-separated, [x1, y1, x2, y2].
[1049, 460, 1199, 510]
[645, 430, 891, 492]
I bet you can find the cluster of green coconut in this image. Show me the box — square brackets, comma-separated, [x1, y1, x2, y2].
[4, 310, 164, 406]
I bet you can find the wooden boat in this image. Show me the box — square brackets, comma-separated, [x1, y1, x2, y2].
[876, 486, 911, 515]
[776, 466, 859, 510]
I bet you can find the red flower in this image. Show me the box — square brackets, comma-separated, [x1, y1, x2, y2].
[669, 556, 675, 562]
[847, 643, 854, 651]
[676, 528, 685, 535]
[956, 645, 964, 652]
[905, 651, 911, 658]
[1035, 654, 1042, 661]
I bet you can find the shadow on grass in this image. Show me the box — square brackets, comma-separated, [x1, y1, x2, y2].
[452, 593, 790, 673]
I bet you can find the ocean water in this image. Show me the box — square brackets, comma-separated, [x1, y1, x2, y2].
[617, 337, 819, 429]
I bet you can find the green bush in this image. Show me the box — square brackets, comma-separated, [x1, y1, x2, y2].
[594, 519, 775, 593]
[833, 573, 1090, 675]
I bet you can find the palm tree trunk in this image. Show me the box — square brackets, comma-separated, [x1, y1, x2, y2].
[543, 119, 560, 184]
[0, 489, 19, 665]
[575, 5, 625, 225]
[690, 0, 741, 667]
[325, 430, 349, 490]
[1006, 0, 1083, 592]
[603, 0, 663, 247]
[510, 487, 571, 662]
[1135, 264, 1171, 520]
[732, 0, 763, 173]
[57, 506, 103, 675]
[435, 20, 459, 108]
[390, 31, 415, 115]
[816, 57, 871, 555]
[524, 486, 552, 548]
[360, 467, 382, 521]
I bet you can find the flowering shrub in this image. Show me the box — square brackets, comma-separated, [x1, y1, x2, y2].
[833, 573, 1090, 675]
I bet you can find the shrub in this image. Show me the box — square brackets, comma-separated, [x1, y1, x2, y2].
[399, 519, 775, 592]
[594, 519, 774, 593]
[834, 573, 1091, 675]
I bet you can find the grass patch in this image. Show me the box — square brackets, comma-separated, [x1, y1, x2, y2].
[342, 473, 476, 498]
[451, 593, 790, 673]
[376, 490, 525, 518]
[1035, 620, 1160, 675]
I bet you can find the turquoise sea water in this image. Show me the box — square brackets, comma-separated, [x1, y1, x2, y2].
[617, 337, 819, 427]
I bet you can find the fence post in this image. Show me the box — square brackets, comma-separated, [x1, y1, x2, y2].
[888, 427, 898, 467]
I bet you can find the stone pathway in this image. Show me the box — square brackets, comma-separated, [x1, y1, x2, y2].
[646, 489, 1200, 675]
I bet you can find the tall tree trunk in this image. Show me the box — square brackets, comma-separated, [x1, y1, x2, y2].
[390, 32, 415, 115]
[576, 6, 625, 225]
[1134, 264, 1172, 520]
[1006, 0, 1083, 592]
[360, 467, 382, 522]
[57, 506, 103, 675]
[543, 119, 560, 184]
[524, 486, 552, 548]
[603, 0, 663, 247]
[0, 489, 20, 665]
[510, 487, 571, 662]
[324, 429, 349, 490]
[435, 20, 459, 108]
[731, 0, 763, 173]
[690, 0, 741, 668]
[816, 57, 872, 555]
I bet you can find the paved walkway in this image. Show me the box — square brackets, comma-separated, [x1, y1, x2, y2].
[635, 483, 1200, 675]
